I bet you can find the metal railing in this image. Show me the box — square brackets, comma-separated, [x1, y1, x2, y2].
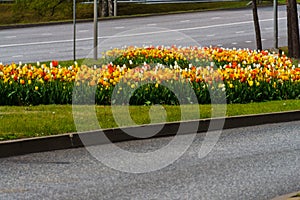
[118, 0, 240, 3]
[1, 0, 240, 3]
[81, 0, 240, 4]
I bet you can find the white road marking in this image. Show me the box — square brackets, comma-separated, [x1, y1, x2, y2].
[217, 44, 223, 47]
[79, 30, 89, 33]
[147, 24, 157, 26]
[12, 55, 23, 58]
[32, 33, 53, 36]
[245, 41, 252, 43]
[180, 20, 190, 23]
[5, 36, 16, 39]
[236, 31, 245, 34]
[207, 34, 215, 37]
[211, 17, 221, 20]
[41, 33, 53, 36]
[232, 42, 238, 45]
[0, 38, 90, 48]
[115, 26, 125, 29]
[264, 27, 273, 30]
[80, 47, 92, 50]
[0, 17, 287, 48]
[262, 38, 266, 41]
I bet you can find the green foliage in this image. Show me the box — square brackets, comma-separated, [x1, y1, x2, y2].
[0, 79, 73, 105]
[13, 0, 72, 21]
[2, 77, 300, 106]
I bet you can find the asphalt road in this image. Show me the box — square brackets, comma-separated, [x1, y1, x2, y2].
[0, 5, 290, 64]
[0, 120, 300, 199]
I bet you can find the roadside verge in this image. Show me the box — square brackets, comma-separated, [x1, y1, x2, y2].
[0, 110, 299, 158]
[272, 191, 300, 200]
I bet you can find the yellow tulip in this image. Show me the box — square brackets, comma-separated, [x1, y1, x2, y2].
[248, 80, 254, 87]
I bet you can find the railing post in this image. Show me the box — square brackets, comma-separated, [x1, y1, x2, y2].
[94, 0, 98, 60]
[274, 0, 278, 49]
[73, 0, 76, 61]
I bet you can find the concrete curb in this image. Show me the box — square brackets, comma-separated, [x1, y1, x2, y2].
[0, 110, 299, 158]
[0, 19, 93, 30]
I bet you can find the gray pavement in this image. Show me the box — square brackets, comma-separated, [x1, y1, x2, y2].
[1, 120, 300, 199]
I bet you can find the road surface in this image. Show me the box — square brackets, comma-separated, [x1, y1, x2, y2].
[0, 120, 300, 199]
[0, 5, 290, 64]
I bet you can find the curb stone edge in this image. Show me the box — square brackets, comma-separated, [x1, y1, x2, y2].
[0, 109, 300, 158]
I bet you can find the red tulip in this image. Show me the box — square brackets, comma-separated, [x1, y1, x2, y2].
[52, 60, 59, 67]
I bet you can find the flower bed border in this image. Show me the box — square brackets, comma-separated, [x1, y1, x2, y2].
[1, 109, 299, 158]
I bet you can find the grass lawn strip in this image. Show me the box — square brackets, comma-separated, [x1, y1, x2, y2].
[0, 99, 300, 141]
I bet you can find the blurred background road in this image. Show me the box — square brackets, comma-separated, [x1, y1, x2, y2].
[0, 5, 288, 64]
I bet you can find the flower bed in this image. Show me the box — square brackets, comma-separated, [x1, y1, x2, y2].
[1, 46, 299, 105]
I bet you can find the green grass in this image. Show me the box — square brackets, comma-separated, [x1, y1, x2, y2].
[116, 1, 261, 16]
[291, 192, 300, 198]
[0, 99, 299, 141]
[0, 0, 275, 26]
[25, 58, 110, 68]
